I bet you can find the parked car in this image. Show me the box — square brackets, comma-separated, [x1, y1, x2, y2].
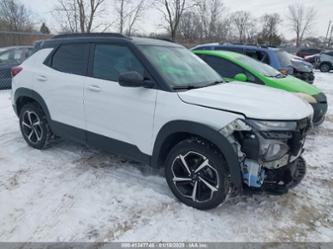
[12, 33, 313, 210]
[0, 46, 33, 89]
[318, 50, 333, 72]
[296, 48, 321, 58]
[194, 50, 327, 125]
[191, 44, 315, 84]
[287, 53, 315, 84]
[304, 53, 320, 67]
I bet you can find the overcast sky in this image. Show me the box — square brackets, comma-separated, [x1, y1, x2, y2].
[28, 0, 333, 39]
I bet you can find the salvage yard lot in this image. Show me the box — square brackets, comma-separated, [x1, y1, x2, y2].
[0, 72, 332, 242]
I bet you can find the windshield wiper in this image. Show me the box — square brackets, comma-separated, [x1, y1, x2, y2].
[172, 85, 200, 90]
[265, 73, 286, 79]
[205, 80, 224, 87]
[172, 80, 224, 91]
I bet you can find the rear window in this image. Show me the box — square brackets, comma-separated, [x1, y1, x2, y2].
[51, 44, 89, 76]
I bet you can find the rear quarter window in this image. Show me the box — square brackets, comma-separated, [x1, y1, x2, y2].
[50, 44, 89, 76]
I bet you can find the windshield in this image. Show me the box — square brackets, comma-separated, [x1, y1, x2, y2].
[138, 45, 222, 89]
[275, 50, 292, 67]
[235, 54, 281, 77]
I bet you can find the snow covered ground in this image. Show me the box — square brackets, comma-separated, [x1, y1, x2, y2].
[0, 72, 332, 242]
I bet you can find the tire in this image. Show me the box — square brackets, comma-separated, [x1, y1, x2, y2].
[19, 103, 51, 150]
[165, 138, 230, 210]
[320, 63, 331, 73]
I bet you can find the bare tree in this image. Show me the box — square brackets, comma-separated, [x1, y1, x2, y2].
[257, 13, 282, 46]
[156, 0, 187, 41]
[116, 0, 146, 35]
[178, 10, 201, 41]
[196, 0, 228, 41]
[231, 11, 255, 43]
[0, 0, 33, 31]
[287, 1, 317, 47]
[54, 0, 105, 33]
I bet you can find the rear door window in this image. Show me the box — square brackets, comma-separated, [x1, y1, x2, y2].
[244, 50, 270, 64]
[51, 44, 89, 76]
[92, 44, 145, 82]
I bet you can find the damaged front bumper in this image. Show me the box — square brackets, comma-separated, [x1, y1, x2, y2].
[311, 93, 328, 126]
[263, 156, 306, 194]
[221, 117, 311, 193]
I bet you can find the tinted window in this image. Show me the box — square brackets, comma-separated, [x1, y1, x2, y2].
[93, 44, 144, 82]
[13, 49, 26, 63]
[245, 50, 270, 64]
[0, 50, 11, 64]
[200, 55, 244, 78]
[51, 44, 89, 75]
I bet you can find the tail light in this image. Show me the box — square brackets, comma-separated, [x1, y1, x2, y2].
[11, 67, 23, 78]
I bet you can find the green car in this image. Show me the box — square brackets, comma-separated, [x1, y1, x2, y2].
[194, 50, 327, 125]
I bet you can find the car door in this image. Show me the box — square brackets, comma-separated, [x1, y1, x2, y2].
[84, 43, 157, 156]
[37, 43, 89, 141]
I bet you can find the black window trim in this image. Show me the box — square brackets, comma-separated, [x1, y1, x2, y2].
[44, 42, 91, 77]
[43, 40, 173, 92]
[88, 42, 147, 82]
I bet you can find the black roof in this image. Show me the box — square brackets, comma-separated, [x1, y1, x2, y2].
[39, 33, 181, 49]
[51, 32, 127, 39]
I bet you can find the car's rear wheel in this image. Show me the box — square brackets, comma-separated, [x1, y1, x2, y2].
[320, 63, 331, 73]
[19, 103, 51, 149]
[165, 138, 230, 210]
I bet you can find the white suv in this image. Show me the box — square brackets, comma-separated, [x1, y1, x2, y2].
[11, 34, 313, 210]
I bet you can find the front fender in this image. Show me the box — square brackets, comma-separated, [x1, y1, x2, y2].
[152, 120, 242, 190]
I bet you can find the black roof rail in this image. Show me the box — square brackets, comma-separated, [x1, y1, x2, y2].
[51, 33, 128, 40]
[153, 37, 175, 43]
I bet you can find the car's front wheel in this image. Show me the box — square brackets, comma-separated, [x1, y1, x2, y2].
[165, 138, 230, 210]
[320, 63, 331, 73]
[19, 103, 51, 149]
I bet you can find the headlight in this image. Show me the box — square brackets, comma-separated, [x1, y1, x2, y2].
[246, 119, 296, 161]
[259, 140, 290, 161]
[294, 93, 317, 104]
[246, 120, 297, 131]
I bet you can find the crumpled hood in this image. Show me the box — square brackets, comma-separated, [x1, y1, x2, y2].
[177, 82, 313, 120]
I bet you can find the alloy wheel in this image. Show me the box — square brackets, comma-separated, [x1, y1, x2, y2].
[171, 151, 220, 203]
[21, 110, 43, 144]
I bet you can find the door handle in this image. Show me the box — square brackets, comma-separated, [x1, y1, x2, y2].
[37, 75, 47, 82]
[87, 85, 101, 92]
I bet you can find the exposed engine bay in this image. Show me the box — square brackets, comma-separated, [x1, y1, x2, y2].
[220, 117, 311, 193]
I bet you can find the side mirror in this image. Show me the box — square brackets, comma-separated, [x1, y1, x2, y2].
[118, 71, 154, 88]
[234, 73, 248, 82]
